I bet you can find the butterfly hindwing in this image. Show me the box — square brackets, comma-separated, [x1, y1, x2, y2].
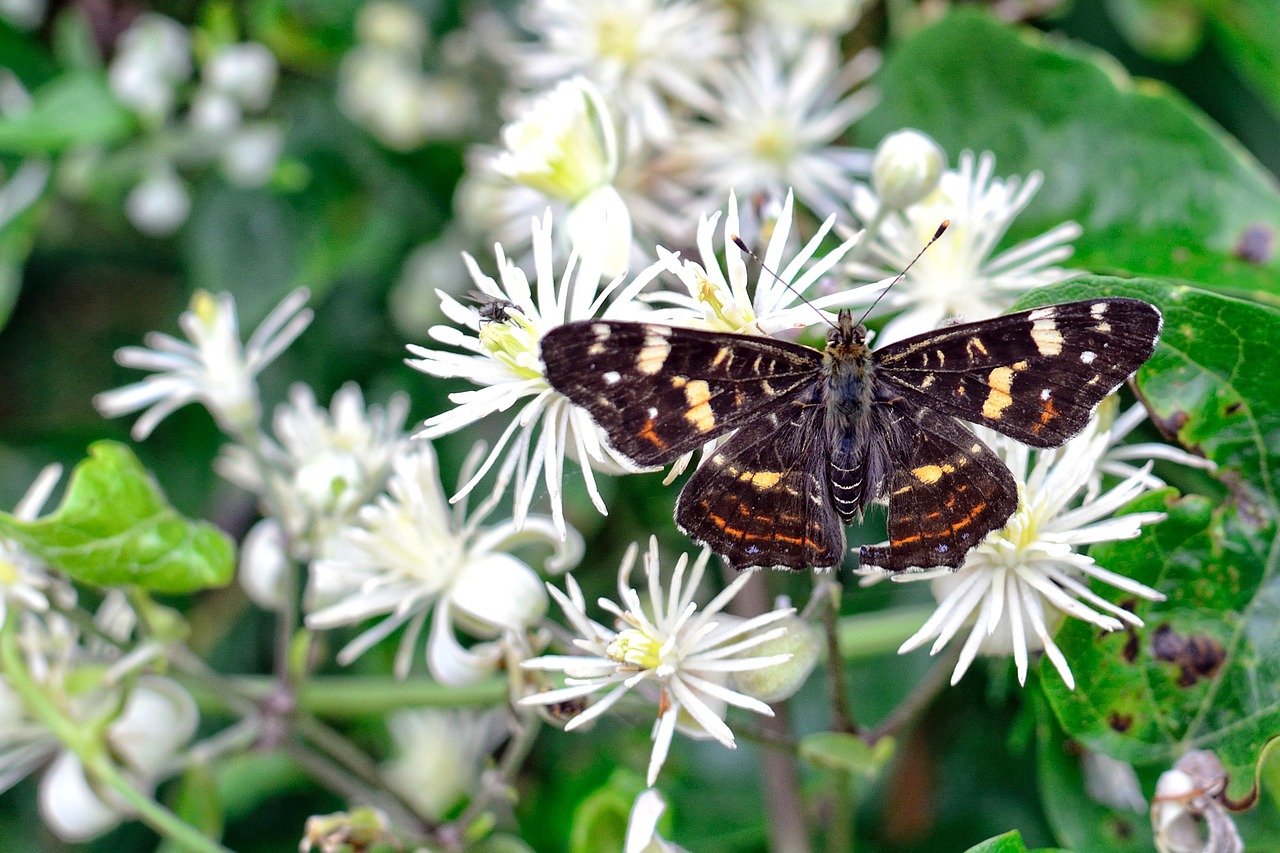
[859, 407, 1018, 571]
[540, 321, 822, 465]
[675, 394, 843, 570]
[876, 298, 1161, 447]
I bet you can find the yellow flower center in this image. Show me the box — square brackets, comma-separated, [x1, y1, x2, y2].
[478, 311, 543, 380]
[607, 628, 663, 670]
[0, 557, 17, 585]
[595, 12, 640, 65]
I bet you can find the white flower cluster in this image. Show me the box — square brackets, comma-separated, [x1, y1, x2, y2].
[103, 15, 283, 236]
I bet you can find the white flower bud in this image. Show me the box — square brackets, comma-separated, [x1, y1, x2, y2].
[188, 89, 242, 135]
[871, 129, 946, 210]
[221, 123, 283, 187]
[729, 614, 819, 703]
[125, 165, 191, 236]
[203, 42, 278, 112]
[108, 14, 192, 121]
[240, 518, 290, 610]
[356, 1, 427, 56]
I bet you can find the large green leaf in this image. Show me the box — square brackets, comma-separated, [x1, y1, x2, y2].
[861, 11, 1280, 298]
[1013, 276, 1280, 510]
[0, 442, 236, 593]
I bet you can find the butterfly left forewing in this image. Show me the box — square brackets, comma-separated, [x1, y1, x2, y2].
[876, 298, 1161, 447]
[541, 320, 823, 466]
[860, 407, 1018, 571]
[676, 396, 844, 570]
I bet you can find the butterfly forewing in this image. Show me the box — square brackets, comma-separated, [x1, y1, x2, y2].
[858, 408, 1018, 571]
[541, 321, 822, 466]
[675, 390, 843, 570]
[876, 298, 1162, 448]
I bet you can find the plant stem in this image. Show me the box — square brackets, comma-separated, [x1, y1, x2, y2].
[179, 674, 508, 718]
[822, 585, 858, 735]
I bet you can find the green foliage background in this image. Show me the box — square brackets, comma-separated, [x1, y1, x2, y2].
[3, 0, 1280, 851]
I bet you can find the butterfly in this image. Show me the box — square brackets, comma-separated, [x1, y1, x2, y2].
[539, 298, 1162, 571]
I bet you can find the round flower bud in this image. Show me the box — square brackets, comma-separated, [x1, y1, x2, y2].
[125, 165, 191, 236]
[729, 614, 820, 703]
[871, 129, 946, 210]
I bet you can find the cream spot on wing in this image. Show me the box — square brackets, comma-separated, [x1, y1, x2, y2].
[670, 375, 687, 388]
[711, 347, 731, 367]
[1096, 322, 1112, 332]
[934, 349, 946, 366]
[1040, 388, 1051, 401]
[911, 463, 955, 485]
[761, 379, 775, 395]
[603, 370, 621, 384]
[1031, 317, 1064, 356]
[1029, 307, 1056, 321]
[982, 366, 1016, 419]
[739, 471, 782, 489]
[965, 336, 988, 357]
[684, 379, 716, 432]
[636, 328, 672, 375]
[920, 374, 935, 389]
[1090, 302, 1108, 318]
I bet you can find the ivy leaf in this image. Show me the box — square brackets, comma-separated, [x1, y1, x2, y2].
[861, 10, 1280, 299]
[1013, 276, 1280, 511]
[0, 442, 236, 593]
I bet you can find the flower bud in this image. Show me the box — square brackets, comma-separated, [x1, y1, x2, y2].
[729, 614, 820, 703]
[871, 129, 946, 210]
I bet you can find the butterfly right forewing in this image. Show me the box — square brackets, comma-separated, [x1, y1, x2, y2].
[876, 298, 1161, 448]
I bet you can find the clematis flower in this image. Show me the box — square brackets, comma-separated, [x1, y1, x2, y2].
[305, 442, 582, 684]
[521, 538, 793, 785]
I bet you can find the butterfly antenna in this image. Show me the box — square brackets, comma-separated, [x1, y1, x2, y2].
[854, 220, 949, 327]
[730, 235, 836, 329]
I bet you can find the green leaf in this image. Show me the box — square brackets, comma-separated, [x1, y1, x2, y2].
[159, 764, 224, 853]
[861, 11, 1280, 298]
[0, 442, 236, 593]
[1013, 276, 1280, 510]
[962, 829, 1066, 853]
[568, 770, 647, 853]
[798, 731, 896, 777]
[0, 71, 135, 154]
[1043, 487, 1279, 802]
[1033, 691, 1151, 852]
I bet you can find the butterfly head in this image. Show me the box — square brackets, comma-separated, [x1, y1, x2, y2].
[826, 309, 870, 358]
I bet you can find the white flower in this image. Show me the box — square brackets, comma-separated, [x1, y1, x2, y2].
[94, 288, 313, 440]
[107, 14, 192, 122]
[521, 538, 793, 785]
[39, 677, 198, 842]
[671, 32, 877, 229]
[381, 708, 508, 820]
[494, 78, 632, 276]
[650, 190, 870, 335]
[219, 382, 410, 560]
[2, 600, 197, 842]
[357, 1, 428, 55]
[124, 163, 191, 236]
[405, 209, 667, 535]
[848, 150, 1082, 345]
[748, 0, 867, 33]
[0, 465, 62, 629]
[509, 0, 732, 141]
[625, 788, 689, 853]
[305, 443, 582, 684]
[888, 407, 1170, 689]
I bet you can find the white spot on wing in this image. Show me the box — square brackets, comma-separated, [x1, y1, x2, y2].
[603, 370, 621, 384]
[1080, 351, 1096, 364]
